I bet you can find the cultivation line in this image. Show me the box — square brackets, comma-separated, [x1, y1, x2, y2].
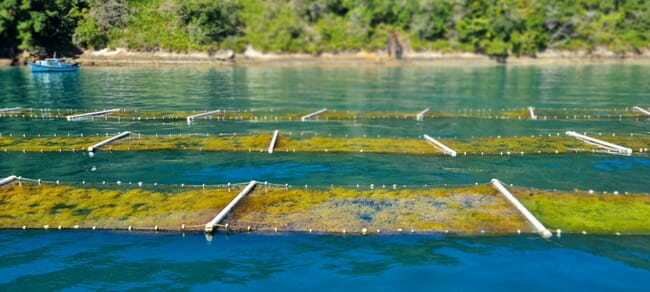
[205, 180, 257, 233]
[491, 179, 552, 238]
[186, 110, 222, 124]
[301, 108, 328, 121]
[268, 130, 279, 154]
[423, 134, 457, 157]
[87, 131, 131, 152]
[66, 109, 121, 121]
[565, 131, 632, 155]
[416, 108, 430, 121]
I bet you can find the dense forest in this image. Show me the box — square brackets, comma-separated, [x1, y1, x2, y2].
[1, 0, 649, 58]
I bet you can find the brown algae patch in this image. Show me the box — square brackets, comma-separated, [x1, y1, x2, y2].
[224, 185, 532, 234]
[0, 182, 241, 230]
[514, 188, 650, 234]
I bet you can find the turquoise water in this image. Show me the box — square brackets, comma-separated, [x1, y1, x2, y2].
[1, 65, 649, 289]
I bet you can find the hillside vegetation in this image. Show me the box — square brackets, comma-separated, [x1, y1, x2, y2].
[1, 0, 649, 58]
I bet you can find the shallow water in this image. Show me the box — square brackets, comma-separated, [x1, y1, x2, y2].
[1, 65, 649, 289]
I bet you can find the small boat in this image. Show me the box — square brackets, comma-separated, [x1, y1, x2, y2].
[27, 53, 79, 72]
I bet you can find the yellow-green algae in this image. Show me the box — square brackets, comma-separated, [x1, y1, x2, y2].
[514, 188, 650, 234]
[2, 133, 647, 155]
[0, 182, 243, 230]
[224, 185, 532, 234]
[2, 181, 649, 234]
[0, 181, 531, 234]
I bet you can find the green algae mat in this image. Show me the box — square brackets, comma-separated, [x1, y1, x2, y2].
[1, 180, 649, 235]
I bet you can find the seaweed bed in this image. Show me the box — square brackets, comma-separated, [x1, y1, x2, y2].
[1, 180, 648, 235]
[1, 133, 648, 155]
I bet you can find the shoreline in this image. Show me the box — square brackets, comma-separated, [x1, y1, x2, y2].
[3, 48, 650, 67]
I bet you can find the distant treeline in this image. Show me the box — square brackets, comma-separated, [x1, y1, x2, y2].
[1, 0, 649, 58]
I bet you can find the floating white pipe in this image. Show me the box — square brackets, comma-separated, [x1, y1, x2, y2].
[528, 106, 537, 120]
[268, 130, 279, 154]
[633, 106, 650, 116]
[423, 134, 457, 157]
[0, 175, 17, 187]
[416, 108, 430, 121]
[186, 110, 221, 124]
[300, 108, 328, 121]
[66, 109, 120, 121]
[491, 179, 552, 238]
[87, 131, 131, 152]
[0, 107, 22, 113]
[205, 180, 257, 233]
[565, 131, 632, 155]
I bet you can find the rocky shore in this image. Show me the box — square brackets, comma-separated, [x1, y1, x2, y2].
[3, 47, 650, 67]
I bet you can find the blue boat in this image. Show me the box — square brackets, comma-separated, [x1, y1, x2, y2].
[27, 54, 80, 72]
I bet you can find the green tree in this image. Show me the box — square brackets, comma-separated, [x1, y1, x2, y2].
[73, 0, 127, 49]
[178, 0, 241, 45]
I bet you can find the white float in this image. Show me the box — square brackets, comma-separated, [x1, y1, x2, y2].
[0, 107, 22, 113]
[632, 106, 650, 116]
[87, 131, 131, 152]
[423, 134, 457, 157]
[565, 131, 632, 155]
[528, 106, 537, 120]
[268, 130, 279, 154]
[300, 108, 327, 121]
[66, 109, 120, 121]
[186, 110, 222, 124]
[205, 180, 257, 233]
[491, 179, 552, 238]
[416, 108, 430, 121]
[0, 175, 17, 187]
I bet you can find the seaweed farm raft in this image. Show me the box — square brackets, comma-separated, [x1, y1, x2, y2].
[1, 178, 649, 236]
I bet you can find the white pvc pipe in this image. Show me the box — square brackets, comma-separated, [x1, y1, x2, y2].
[0, 175, 17, 187]
[300, 108, 327, 121]
[0, 107, 22, 113]
[87, 131, 131, 152]
[633, 106, 650, 116]
[491, 179, 552, 238]
[186, 110, 221, 124]
[205, 180, 257, 233]
[528, 106, 537, 120]
[565, 131, 632, 155]
[423, 134, 457, 157]
[66, 109, 120, 121]
[268, 130, 279, 154]
[416, 108, 430, 121]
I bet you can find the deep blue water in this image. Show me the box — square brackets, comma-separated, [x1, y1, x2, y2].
[1, 65, 649, 289]
[1, 231, 649, 291]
